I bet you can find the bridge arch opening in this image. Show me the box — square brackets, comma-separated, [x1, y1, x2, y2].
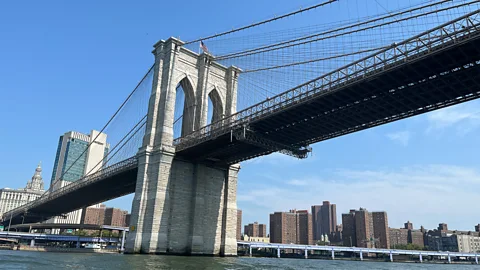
[207, 88, 224, 125]
[173, 77, 195, 139]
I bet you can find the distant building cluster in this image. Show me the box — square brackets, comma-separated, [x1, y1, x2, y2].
[0, 163, 45, 217]
[239, 201, 480, 253]
[0, 130, 130, 231]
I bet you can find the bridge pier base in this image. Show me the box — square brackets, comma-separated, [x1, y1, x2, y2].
[389, 252, 393, 262]
[331, 249, 335, 260]
[419, 254, 423, 263]
[359, 251, 363, 261]
[30, 239, 35, 247]
[475, 255, 478, 264]
[125, 148, 239, 256]
[277, 248, 281, 258]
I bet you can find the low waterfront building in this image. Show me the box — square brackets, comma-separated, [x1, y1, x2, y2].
[456, 234, 480, 253]
[0, 163, 45, 217]
[242, 235, 270, 243]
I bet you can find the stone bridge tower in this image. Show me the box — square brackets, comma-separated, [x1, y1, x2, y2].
[125, 38, 241, 256]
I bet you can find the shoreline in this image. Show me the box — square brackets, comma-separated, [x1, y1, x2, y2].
[238, 253, 480, 265]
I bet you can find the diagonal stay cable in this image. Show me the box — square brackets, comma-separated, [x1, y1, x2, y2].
[84, 114, 148, 176]
[53, 64, 154, 185]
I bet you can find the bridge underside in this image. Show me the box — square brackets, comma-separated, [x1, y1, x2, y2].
[4, 168, 137, 225]
[176, 35, 480, 164]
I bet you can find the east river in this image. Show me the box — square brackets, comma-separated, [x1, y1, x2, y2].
[0, 250, 478, 269]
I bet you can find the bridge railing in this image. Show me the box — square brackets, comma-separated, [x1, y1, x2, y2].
[173, 9, 480, 151]
[2, 157, 138, 221]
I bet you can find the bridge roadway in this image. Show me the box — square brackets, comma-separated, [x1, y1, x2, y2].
[174, 11, 480, 165]
[3, 11, 480, 226]
[2, 157, 138, 225]
[238, 241, 480, 263]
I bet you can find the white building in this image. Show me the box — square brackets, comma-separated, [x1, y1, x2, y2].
[48, 130, 108, 225]
[457, 234, 480, 253]
[0, 163, 45, 218]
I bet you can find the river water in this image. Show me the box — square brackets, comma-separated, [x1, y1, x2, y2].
[0, 250, 477, 269]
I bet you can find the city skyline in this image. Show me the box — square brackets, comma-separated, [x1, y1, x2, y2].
[2, 0, 480, 232]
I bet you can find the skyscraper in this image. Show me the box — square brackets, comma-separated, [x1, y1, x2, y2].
[236, 209, 242, 240]
[438, 223, 448, 231]
[81, 204, 106, 225]
[104, 207, 128, 227]
[296, 210, 314, 245]
[269, 210, 313, 245]
[270, 211, 297, 244]
[311, 201, 337, 241]
[372, 211, 390, 249]
[258, 223, 267, 237]
[342, 210, 356, 247]
[49, 130, 109, 224]
[343, 208, 390, 248]
[355, 208, 372, 248]
[0, 163, 45, 217]
[404, 221, 413, 230]
[244, 222, 259, 237]
[244, 222, 267, 237]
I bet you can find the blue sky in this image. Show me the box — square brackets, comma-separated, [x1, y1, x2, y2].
[1, 0, 480, 232]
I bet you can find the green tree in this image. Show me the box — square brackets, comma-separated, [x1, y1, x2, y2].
[74, 229, 87, 236]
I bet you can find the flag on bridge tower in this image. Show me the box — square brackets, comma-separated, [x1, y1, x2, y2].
[200, 40, 209, 53]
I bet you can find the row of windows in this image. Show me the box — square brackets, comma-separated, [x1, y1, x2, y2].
[61, 141, 88, 182]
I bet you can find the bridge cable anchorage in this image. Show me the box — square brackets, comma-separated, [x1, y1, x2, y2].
[184, 0, 338, 45]
[216, 0, 480, 60]
[45, 65, 153, 200]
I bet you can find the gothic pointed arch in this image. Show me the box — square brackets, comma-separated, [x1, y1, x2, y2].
[173, 76, 196, 138]
[207, 88, 224, 124]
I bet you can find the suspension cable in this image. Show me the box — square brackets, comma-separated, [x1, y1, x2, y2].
[55, 65, 154, 184]
[216, 0, 463, 60]
[185, 0, 338, 45]
[242, 46, 388, 73]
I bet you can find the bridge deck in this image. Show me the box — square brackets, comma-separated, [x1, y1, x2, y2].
[175, 12, 480, 165]
[2, 158, 138, 225]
